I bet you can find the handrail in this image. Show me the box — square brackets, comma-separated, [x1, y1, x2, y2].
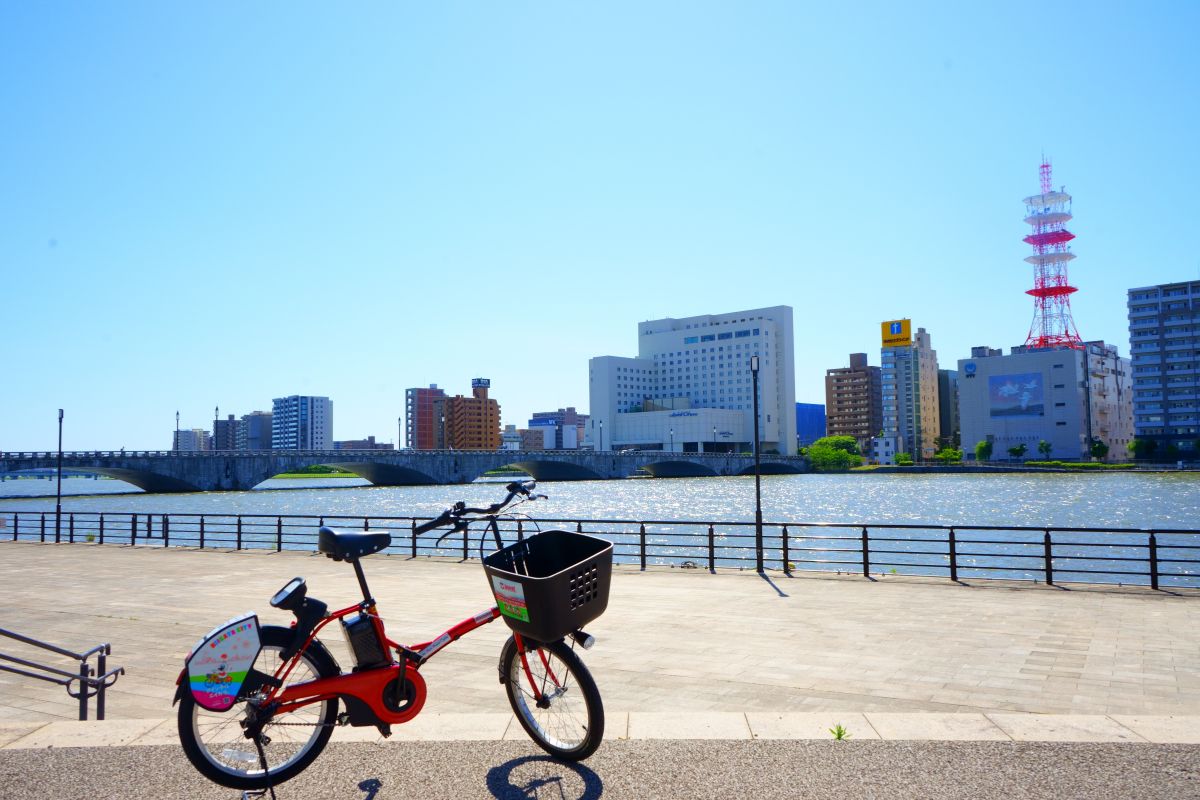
[2, 509, 1198, 590]
[0, 627, 124, 720]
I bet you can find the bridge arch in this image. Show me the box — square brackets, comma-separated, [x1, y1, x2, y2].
[324, 461, 440, 486]
[506, 460, 604, 482]
[86, 468, 201, 493]
[639, 460, 720, 479]
[735, 460, 806, 476]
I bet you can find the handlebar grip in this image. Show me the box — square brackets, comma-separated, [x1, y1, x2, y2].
[414, 512, 451, 535]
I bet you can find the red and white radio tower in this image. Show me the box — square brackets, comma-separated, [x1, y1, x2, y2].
[1022, 159, 1082, 349]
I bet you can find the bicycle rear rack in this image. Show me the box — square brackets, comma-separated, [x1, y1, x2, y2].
[0, 627, 124, 720]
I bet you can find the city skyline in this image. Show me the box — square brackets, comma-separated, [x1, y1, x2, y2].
[4, 4, 1198, 450]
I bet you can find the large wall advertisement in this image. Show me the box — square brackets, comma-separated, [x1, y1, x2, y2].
[880, 319, 912, 348]
[988, 373, 1045, 417]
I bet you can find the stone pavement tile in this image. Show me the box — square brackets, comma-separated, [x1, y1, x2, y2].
[627, 712, 750, 740]
[391, 712, 512, 741]
[5, 718, 162, 749]
[746, 712, 880, 740]
[866, 713, 1010, 741]
[0, 722, 48, 747]
[986, 713, 1146, 742]
[1109, 715, 1200, 744]
[127, 718, 179, 746]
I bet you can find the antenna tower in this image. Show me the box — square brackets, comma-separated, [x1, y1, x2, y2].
[1022, 158, 1082, 349]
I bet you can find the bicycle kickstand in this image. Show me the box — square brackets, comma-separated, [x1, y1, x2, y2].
[239, 735, 278, 800]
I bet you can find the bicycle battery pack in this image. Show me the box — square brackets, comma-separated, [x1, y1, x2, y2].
[184, 613, 262, 711]
[341, 612, 390, 670]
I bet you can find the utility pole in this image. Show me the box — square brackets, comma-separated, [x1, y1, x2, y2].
[750, 356, 763, 573]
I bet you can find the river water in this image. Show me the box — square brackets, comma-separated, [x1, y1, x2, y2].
[2, 471, 1197, 529]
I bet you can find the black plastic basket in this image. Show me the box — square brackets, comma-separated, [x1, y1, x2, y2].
[482, 529, 613, 643]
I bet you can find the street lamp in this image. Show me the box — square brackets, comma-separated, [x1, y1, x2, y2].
[55, 409, 63, 543]
[598, 420, 603, 451]
[669, 428, 674, 452]
[712, 426, 717, 453]
[750, 355, 763, 572]
[398, 416, 402, 450]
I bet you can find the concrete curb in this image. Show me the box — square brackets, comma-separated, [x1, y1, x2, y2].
[5, 713, 1200, 749]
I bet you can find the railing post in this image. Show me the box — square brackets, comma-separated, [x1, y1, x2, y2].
[69, 513, 74, 543]
[12, 514, 17, 542]
[1149, 532, 1159, 591]
[199, 516, 205, 550]
[517, 519, 525, 543]
[98, 514, 104, 545]
[948, 527, 958, 582]
[77, 661, 90, 721]
[708, 524, 716, 573]
[576, 521, 583, 533]
[363, 517, 370, 531]
[130, 514, 136, 545]
[639, 524, 647, 571]
[782, 525, 790, 575]
[861, 527, 870, 577]
[410, 520, 417, 558]
[462, 522, 469, 560]
[276, 517, 283, 551]
[40, 513, 45, 542]
[1043, 530, 1054, 585]
[96, 647, 108, 720]
[162, 515, 169, 548]
[236, 517, 243, 550]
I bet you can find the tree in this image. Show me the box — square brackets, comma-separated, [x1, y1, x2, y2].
[1037, 440, 1052, 458]
[808, 436, 861, 456]
[1127, 438, 1157, 460]
[975, 440, 994, 462]
[895, 452, 914, 466]
[1007, 443, 1028, 460]
[806, 443, 862, 472]
[933, 447, 963, 465]
[1089, 438, 1109, 462]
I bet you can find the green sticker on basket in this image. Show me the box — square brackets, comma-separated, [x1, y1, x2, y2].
[491, 575, 530, 622]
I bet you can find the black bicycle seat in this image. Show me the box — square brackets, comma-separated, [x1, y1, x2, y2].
[318, 526, 392, 562]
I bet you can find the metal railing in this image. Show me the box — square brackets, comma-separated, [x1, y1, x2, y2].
[2, 509, 1198, 589]
[0, 628, 123, 720]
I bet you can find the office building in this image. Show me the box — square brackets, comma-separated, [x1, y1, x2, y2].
[588, 306, 796, 453]
[795, 403, 826, 449]
[237, 411, 273, 451]
[405, 385, 447, 450]
[442, 379, 502, 450]
[824, 353, 882, 452]
[527, 407, 589, 450]
[937, 370, 960, 448]
[333, 436, 393, 451]
[958, 341, 1132, 461]
[272, 396, 332, 450]
[1128, 281, 1200, 456]
[880, 321, 941, 462]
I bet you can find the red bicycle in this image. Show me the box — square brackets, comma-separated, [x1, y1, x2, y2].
[174, 481, 612, 793]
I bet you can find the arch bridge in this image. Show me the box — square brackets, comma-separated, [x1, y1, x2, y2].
[0, 450, 809, 494]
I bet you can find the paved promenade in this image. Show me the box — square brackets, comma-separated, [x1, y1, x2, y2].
[2, 541, 1199, 797]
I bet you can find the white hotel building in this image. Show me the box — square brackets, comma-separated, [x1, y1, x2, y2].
[588, 306, 796, 453]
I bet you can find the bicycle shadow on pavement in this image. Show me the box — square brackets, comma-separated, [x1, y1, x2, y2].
[486, 754, 603, 800]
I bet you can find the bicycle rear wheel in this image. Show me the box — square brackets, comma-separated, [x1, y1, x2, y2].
[177, 625, 339, 789]
[501, 636, 604, 760]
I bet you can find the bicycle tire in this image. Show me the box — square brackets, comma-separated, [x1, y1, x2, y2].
[177, 625, 339, 789]
[501, 636, 604, 760]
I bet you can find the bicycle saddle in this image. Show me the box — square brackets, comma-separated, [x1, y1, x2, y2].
[318, 526, 392, 562]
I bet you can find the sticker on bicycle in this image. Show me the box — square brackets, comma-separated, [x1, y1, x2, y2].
[491, 576, 530, 622]
[185, 613, 262, 711]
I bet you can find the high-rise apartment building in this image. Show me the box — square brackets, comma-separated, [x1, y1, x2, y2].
[212, 414, 239, 451]
[1128, 280, 1200, 455]
[173, 428, 211, 452]
[237, 411, 273, 450]
[824, 353, 882, 452]
[442, 379, 501, 450]
[271, 396, 332, 450]
[588, 306, 796, 453]
[405, 385, 447, 450]
[937, 370, 960, 448]
[958, 341, 1132, 460]
[880, 322, 941, 461]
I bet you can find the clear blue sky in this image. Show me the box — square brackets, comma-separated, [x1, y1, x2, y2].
[3, 2, 1198, 451]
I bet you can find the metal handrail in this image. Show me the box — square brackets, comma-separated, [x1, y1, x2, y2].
[2, 509, 1198, 590]
[0, 627, 124, 720]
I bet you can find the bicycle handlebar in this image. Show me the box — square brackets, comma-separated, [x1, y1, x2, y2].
[414, 481, 542, 536]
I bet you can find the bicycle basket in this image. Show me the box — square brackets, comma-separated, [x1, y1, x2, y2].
[482, 529, 613, 643]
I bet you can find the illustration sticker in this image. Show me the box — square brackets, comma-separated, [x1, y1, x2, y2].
[185, 613, 262, 711]
[491, 576, 530, 622]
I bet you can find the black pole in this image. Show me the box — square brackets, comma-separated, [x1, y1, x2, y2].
[751, 356, 763, 572]
[55, 409, 63, 543]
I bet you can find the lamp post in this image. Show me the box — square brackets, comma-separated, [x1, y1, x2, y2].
[55, 409, 63, 543]
[598, 420, 603, 452]
[398, 416, 402, 450]
[712, 426, 717, 453]
[669, 428, 674, 453]
[750, 356, 763, 572]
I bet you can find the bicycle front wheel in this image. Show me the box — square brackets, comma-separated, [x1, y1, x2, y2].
[177, 625, 339, 790]
[501, 636, 604, 760]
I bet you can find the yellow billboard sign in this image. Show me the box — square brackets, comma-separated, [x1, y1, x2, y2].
[881, 319, 912, 348]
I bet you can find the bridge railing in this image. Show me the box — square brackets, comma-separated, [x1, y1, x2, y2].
[2, 510, 1197, 589]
